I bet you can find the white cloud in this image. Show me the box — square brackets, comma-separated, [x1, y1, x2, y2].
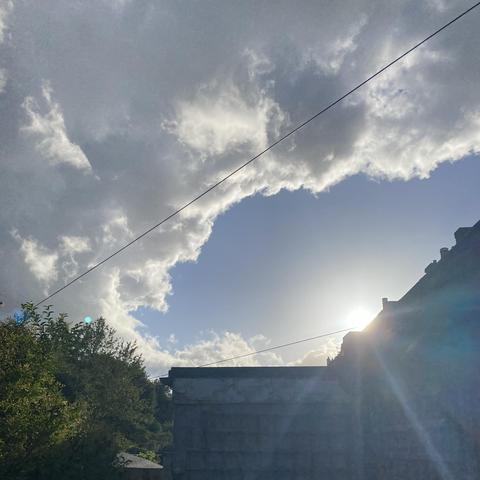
[22, 84, 91, 171]
[101, 213, 133, 248]
[143, 331, 283, 377]
[59, 235, 91, 255]
[119, 260, 173, 312]
[0, 69, 6, 94]
[426, 0, 450, 13]
[58, 235, 91, 279]
[0, 1, 12, 96]
[0, 1, 13, 45]
[1, 0, 479, 373]
[292, 338, 341, 367]
[11, 230, 59, 287]
[165, 81, 285, 157]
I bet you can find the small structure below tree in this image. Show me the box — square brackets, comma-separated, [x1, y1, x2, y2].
[117, 452, 169, 480]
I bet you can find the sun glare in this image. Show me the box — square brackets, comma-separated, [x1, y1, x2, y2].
[347, 306, 374, 331]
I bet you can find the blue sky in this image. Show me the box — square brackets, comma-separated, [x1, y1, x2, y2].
[136, 155, 480, 363]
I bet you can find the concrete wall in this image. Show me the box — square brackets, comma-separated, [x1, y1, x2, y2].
[166, 367, 354, 480]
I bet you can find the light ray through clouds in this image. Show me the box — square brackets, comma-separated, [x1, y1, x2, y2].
[0, 1, 479, 374]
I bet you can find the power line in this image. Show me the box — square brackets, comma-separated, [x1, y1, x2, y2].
[34, 1, 480, 308]
[158, 326, 354, 377]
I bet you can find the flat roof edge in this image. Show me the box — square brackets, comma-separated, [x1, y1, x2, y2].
[166, 366, 328, 380]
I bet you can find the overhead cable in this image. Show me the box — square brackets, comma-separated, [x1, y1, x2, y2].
[34, 1, 480, 307]
[158, 326, 354, 377]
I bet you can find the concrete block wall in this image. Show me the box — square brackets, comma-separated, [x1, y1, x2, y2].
[166, 367, 354, 480]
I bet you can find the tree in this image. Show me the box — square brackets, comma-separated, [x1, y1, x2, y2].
[0, 305, 172, 480]
[0, 320, 80, 479]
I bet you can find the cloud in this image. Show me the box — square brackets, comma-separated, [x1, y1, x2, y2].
[59, 235, 91, 255]
[139, 331, 283, 378]
[22, 83, 91, 171]
[59, 235, 91, 279]
[292, 338, 342, 367]
[306, 14, 368, 75]
[0, 0, 479, 374]
[11, 230, 59, 287]
[164, 80, 285, 157]
[0, 1, 13, 45]
[0, 69, 6, 93]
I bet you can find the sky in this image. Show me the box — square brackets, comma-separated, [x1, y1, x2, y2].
[0, 0, 479, 375]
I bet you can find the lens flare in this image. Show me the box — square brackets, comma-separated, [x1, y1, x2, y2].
[84, 316, 93, 325]
[14, 310, 25, 324]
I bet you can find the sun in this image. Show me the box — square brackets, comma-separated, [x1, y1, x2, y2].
[347, 306, 374, 331]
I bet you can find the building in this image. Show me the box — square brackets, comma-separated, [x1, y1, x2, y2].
[164, 220, 480, 479]
[164, 367, 353, 479]
[331, 219, 480, 479]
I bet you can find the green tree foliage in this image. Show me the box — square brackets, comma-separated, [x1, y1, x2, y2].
[153, 379, 174, 449]
[0, 305, 173, 480]
[0, 320, 80, 479]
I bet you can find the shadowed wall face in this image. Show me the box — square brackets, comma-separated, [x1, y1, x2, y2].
[166, 367, 353, 480]
[331, 220, 480, 480]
